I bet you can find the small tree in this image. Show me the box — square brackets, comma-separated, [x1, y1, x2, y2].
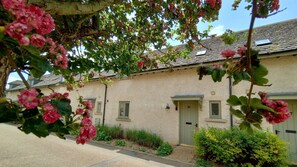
[0, 0, 290, 144]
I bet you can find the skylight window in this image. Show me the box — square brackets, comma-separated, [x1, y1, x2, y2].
[196, 50, 207, 56]
[255, 39, 272, 46]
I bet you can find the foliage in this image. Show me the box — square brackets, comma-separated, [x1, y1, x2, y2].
[194, 128, 289, 167]
[157, 142, 173, 156]
[93, 125, 124, 141]
[115, 140, 126, 147]
[125, 129, 163, 149]
[196, 158, 211, 167]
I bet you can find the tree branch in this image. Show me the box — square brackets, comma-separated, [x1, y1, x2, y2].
[27, 0, 121, 15]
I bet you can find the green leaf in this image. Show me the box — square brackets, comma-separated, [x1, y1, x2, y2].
[250, 98, 274, 112]
[239, 121, 253, 134]
[230, 108, 244, 118]
[51, 99, 72, 116]
[252, 123, 262, 130]
[227, 95, 241, 106]
[23, 46, 40, 56]
[30, 56, 52, 78]
[21, 117, 49, 138]
[250, 112, 263, 123]
[233, 72, 243, 85]
[239, 96, 248, 105]
[0, 102, 17, 123]
[211, 69, 226, 82]
[253, 64, 269, 86]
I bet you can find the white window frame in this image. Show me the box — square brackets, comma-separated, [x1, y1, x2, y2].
[209, 101, 221, 119]
[118, 101, 130, 119]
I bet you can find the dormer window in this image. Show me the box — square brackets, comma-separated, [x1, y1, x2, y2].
[255, 39, 271, 46]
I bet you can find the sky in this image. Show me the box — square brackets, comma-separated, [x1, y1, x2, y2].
[6, 0, 297, 86]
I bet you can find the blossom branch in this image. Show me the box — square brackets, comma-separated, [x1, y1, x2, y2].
[246, 0, 258, 114]
[7, 52, 30, 89]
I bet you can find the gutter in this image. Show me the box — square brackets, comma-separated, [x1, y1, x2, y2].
[102, 84, 107, 126]
[229, 77, 233, 128]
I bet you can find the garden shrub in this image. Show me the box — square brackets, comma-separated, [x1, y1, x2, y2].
[93, 125, 124, 141]
[194, 128, 289, 167]
[115, 140, 126, 146]
[157, 142, 173, 156]
[125, 129, 163, 149]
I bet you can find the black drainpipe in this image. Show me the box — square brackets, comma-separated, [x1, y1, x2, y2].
[102, 84, 107, 126]
[229, 77, 234, 127]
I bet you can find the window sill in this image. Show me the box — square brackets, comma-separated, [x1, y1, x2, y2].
[95, 112, 102, 115]
[205, 118, 228, 123]
[116, 118, 131, 122]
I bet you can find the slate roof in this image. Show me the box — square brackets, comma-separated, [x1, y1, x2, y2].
[6, 18, 297, 91]
[7, 73, 64, 91]
[157, 18, 297, 68]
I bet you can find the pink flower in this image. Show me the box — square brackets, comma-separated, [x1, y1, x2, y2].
[50, 92, 63, 99]
[5, 20, 32, 39]
[52, 45, 68, 69]
[237, 46, 247, 56]
[261, 98, 291, 124]
[18, 35, 30, 46]
[270, 0, 279, 12]
[76, 108, 84, 115]
[76, 122, 96, 144]
[42, 103, 61, 124]
[137, 61, 144, 68]
[83, 100, 94, 110]
[63, 92, 69, 98]
[18, 88, 39, 109]
[206, 0, 216, 8]
[221, 49, 236, 58]
[82, 117, 93, 127]
[30, 34, 46, 47]
[36, 14, 55, 35]
[1, 0, 25, 12]
[16, 5, 44, 29]
[39, 96, 50, 104]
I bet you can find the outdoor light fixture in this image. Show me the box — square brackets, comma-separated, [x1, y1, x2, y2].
[165, 103, 170, 110]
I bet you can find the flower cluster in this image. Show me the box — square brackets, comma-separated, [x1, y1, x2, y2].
[17, 88, 73, 124]
[206, 0, 222, 9]
[3, 0, 54, 46]
[75, 99, 96, 144]
[259, 92, 291, 124]
[17, 88, 97, 144]
[256, 0, 280, 18]
[18, 88, 39, 109]
[42, 103, 61, 124]
[220, 49, 236, 58]
[2, 0, 68, 69]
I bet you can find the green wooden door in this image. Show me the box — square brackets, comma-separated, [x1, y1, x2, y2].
[273, 100, 297, 162]
[179, 101, 198, 145]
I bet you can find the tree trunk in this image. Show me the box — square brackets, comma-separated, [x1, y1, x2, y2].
[0, 56, 11, 97]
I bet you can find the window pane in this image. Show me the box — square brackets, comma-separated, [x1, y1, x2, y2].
[96, 102, 101, 113]
[119, 102, 129, 118]
[210, 101, 221, 119]
[119, 104, 125, 116]
[125, 103, 129, 117]
[211, 103, 219, 116]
